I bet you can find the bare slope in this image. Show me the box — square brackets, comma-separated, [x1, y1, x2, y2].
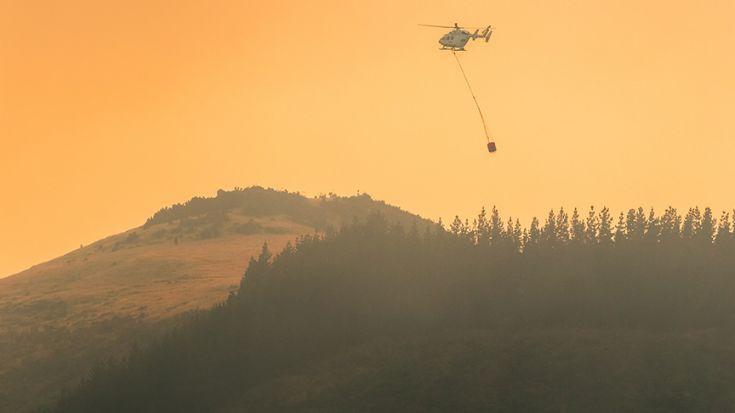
[0, 187, 427, 413]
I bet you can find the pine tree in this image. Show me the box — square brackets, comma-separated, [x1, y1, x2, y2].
[645, 208, 660, 243]
[660, 207, 681, 243]
[585, 206, 599, 244]
[505, 218, 514, 246]
[240, 242, 272, 290]
[449, 216, 464, 236]
[699, 207, 716, 244]
[622, 207, 647, 242]
[476, 208, 490, 246]
[615, 212, 626, 244]
[463, 219, 472, 241]
[254, 241, 271, 267]
[570, 208, 586, 245]
[598, 207, 613, 245]
[527, 217, 541, 249]
[521, 228, 530, 250]
[542, 210, 558, 246]
[625, 209, 637, 241]
[489, 206, 504, 246]
[556, 207, 570, 244]
[512, 219, 523, 252]
[682, 207, 702, 240]
[635, 207, 648, 239]
[715, 211, 731, 247]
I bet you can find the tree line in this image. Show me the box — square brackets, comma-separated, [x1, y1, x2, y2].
[447, 205, 732, 250]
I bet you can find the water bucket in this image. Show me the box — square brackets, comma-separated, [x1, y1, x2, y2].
[487, 142, 497, 153]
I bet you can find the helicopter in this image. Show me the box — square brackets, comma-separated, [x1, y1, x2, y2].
[419, 23, 493, 51]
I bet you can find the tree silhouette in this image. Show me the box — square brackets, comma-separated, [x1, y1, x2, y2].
[570, 208, 585, 245]
[585, 206, 599, 244]
[615, 212, 626, 244]
[598, 207, 613, 245]
[699, 207, 716, 245]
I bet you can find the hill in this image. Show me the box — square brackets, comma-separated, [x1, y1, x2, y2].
[0, 187, 428, 413]
[46, 207, 735, 413]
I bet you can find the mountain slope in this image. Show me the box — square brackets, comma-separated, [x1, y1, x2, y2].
[45, 214, 735, 413]
[0, 187, 428, 413]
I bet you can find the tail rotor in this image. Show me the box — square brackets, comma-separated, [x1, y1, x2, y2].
[481, 26, 493, 42]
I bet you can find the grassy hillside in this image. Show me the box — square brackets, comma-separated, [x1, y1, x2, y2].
[0, 187, 427, 413]
[46, 208, 735, 413]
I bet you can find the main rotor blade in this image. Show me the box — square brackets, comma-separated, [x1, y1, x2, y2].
[420, 24, 492, 30]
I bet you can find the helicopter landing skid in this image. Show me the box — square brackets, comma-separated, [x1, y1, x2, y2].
[440, 47, 466, 51]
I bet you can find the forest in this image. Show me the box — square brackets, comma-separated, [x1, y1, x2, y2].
[46, 206, 735, 412]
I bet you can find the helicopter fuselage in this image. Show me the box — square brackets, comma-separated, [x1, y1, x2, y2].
[439, 29, 471, 51]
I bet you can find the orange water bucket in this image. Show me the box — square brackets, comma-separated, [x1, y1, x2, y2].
[487, 142, 497, 153]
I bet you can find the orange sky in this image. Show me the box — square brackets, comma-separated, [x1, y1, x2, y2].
[2, 0, 734, 277]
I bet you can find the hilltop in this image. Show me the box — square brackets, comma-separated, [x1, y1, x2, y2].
[0, 187, 428, 413]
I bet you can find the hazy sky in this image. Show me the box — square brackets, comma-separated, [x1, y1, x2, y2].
[2, 0, 734, 277]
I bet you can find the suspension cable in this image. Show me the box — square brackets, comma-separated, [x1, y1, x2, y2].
[452, 51, 491, 143]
